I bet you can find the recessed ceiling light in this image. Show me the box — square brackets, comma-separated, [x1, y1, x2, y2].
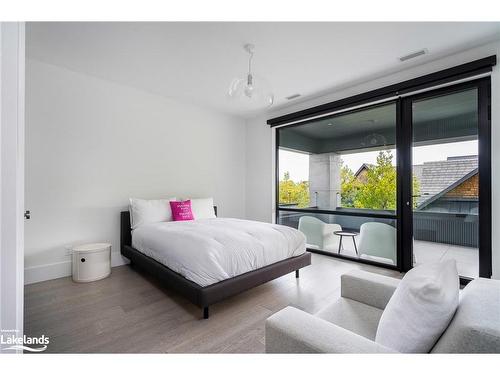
[286, 94, 301, 100]
[327, 122, 334, 126]
[399, 49, 428, 62]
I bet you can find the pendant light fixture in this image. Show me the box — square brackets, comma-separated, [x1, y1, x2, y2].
[228, 44, 274, 110]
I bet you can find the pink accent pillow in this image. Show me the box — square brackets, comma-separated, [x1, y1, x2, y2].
[169, 200, 194, 221]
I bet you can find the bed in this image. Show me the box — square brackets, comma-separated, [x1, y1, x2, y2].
[120, 207, 311, 319]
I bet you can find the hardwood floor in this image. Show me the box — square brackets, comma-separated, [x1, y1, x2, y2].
[24, 253, 401, 353]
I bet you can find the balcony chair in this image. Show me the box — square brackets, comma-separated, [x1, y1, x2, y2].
[298, 216, 341, 252]
[358, 222, 397, 265]
[266, 269, 500, 353]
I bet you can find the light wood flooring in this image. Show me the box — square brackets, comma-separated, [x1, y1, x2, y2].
[24, 253, 401, 353]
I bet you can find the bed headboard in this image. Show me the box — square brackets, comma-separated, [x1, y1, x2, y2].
[120, 206, 218, 250]
[120, 211, 133, 249]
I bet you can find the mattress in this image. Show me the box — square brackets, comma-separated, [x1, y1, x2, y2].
[131, 218, 306, 287]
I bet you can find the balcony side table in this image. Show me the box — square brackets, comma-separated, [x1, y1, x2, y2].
[333, 230, 359, 255]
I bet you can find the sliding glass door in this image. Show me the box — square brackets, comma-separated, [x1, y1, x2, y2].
[401, 79, 491, 279]
[276, 77, 491, 278]
[277, 102, 399, 268]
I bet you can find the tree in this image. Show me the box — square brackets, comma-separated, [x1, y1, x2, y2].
[412, 173, 421, 209]
[340, 165, 361, 208]
[341, 151, 420, 210]
[279, 171, 310, 208]
[355, 151, 397, 210]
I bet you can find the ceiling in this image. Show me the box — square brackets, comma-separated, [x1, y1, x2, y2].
[290, 88, 478, 141]
[289, 103, 396, 140]
[281, 88, 478, 154]
[413, 88, 477, 122]
[26, 22, 500, 118]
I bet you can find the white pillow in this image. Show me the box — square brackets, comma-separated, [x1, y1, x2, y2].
[189, 197, 216, 219]
[129, 197, 176, 229]
[375, 260, 459, 353]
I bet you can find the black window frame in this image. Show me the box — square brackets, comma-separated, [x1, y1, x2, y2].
[400, 78, 492, 282]
[275, 100, 401, 272]
[272, 57, 494, 281]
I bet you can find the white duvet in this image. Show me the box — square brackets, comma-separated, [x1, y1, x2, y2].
[131, 218, 306, 287]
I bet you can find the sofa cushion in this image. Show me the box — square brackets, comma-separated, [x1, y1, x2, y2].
[315, 297, 384, 340]
[267, 306, 395, 353]
[375, 260, 459, 353]
[341, 269, 400, 310]
[431, 278, 500, 353]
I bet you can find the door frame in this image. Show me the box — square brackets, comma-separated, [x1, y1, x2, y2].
[274, 76, 492, 280]
[399, 77, 492, 280]
[275, 100, 401, 273]
[0, 22, 25, 352]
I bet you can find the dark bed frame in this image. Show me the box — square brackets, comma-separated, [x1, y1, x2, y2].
[120, 208, 311, 319]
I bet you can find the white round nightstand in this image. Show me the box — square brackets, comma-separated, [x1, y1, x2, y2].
[72, 242, 111, 283]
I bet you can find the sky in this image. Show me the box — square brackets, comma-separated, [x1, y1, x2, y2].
[279, 140, 478, 182]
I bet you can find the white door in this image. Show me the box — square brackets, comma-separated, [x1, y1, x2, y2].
[0, 22, 25, 353]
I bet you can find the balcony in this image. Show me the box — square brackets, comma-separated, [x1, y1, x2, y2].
[278, 209, 479, 278]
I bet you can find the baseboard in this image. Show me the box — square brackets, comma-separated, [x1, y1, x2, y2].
[24, 251, 129, 285]
[24, 260, 72, 285]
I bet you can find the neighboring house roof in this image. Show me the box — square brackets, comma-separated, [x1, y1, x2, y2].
[413, 164, 424, 182]
[415, 155, 478, 207]
[417, 168, 478, 210]
[354, 163, 372, 177]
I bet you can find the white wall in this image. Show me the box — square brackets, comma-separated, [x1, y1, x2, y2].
[245, 40, 500, 279]
[245, 114, 274, 223]
[25, 59, 246, 284]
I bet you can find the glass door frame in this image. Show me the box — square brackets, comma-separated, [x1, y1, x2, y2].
[274, 77, 492, 280]
[399, 77, 492, 281]
[275, 100, 402, 272]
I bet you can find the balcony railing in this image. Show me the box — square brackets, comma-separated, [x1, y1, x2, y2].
[278, 207, 478, 248]
[413, 211, 478, 247]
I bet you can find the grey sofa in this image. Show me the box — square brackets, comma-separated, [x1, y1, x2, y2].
[265, 269, 500, 353]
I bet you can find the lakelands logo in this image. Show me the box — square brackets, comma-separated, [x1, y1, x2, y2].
[1, 330, 49, 352]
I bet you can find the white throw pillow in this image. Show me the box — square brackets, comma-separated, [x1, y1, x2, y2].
[189, 197, 216, 219]
[129, 197, 176, 229]
[375, 260, 459, 353]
